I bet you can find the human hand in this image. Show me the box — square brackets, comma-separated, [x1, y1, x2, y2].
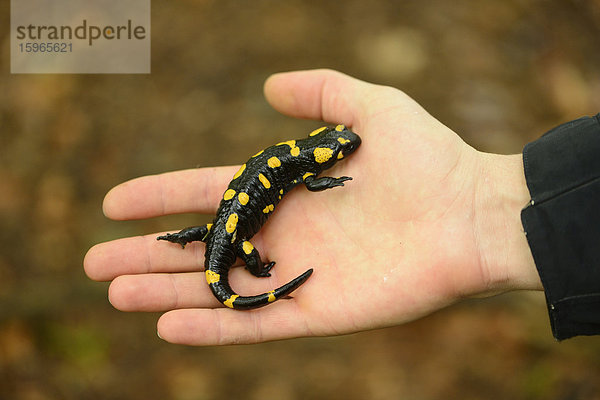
[84, 69, 541, 345]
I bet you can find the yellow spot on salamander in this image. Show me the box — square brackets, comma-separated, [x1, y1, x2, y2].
[233, 164, 246, 180]
[205, 270, 220, 284]
[267, 156, 281, 168]
[252, 149, 264, 157]
[238, 192, 249, 205]
[309, 126, 327, 136]
[337, 152, 344, 159]
[303, 172, 314, 180]
[223, 189, 236, 200]
[226, 213, 238, 233]
[279, 189, 284, 195]
[202, 223, 213, 240]
[267, 290, 276, 302]
[242, 241, 254, 255]
[314, 147, 334, 163]
[335, 124, 345, 132]
[262, 204, 274, 214]
[258, 173, 271, 189]
[277, 140, 301, 157]
[337, 137, 350, 144]
[277, 140, 296, 148]
[223, 294, 239, 308]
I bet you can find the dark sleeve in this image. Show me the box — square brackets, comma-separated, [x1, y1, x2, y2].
[521, 113, 600, 340]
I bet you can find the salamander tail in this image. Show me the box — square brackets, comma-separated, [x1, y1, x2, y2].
[207, 268, 313, 310]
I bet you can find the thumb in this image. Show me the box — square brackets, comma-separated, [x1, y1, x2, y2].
[263, 69, 376, 128]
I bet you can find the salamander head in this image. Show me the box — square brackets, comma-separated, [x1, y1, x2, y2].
[306, 125, 361, 167]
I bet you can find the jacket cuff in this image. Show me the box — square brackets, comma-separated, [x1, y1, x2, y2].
[521, 114, 600, 340]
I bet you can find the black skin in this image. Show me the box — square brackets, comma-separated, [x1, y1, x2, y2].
[158, 125, 362, 309]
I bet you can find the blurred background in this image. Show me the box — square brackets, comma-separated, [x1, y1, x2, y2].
[1, 0, 600, 399]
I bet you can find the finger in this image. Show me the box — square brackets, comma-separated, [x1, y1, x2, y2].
[84, 233, 206, 281]
[107, 265, 290, 312]
[108, 272, 222, 312]
[103, 166, 238, 220]
[157, 301, 310, 345]
[108, 272, 218, 311]
[84, 229, 272, 281]
[263, 69, 375, 127]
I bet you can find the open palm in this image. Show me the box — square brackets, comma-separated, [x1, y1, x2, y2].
[84, 69, 538, 345]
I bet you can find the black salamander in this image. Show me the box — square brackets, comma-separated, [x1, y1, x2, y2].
[157, 125, 361, 310]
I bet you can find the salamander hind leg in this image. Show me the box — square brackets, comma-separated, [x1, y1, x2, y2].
[236, 240, 275, 277]
[157, 223, 213, 248]
[304, 175, 352, 192]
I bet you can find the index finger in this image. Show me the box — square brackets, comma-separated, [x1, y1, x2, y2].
[103, 166, 238, 220]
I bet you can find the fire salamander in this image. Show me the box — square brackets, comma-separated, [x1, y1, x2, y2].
[157, 125, 361, 309]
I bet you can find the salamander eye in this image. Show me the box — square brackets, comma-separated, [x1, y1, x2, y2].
[340, 133, 361, 155]
[343, 143, 356, 154]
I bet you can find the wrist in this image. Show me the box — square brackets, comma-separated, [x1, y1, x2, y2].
[473, 152, 542, 294]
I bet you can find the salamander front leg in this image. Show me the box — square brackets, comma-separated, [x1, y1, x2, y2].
[236, 240, 275, 278]
[304, 175, 352, 192]
[157, 223, 213, 248]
